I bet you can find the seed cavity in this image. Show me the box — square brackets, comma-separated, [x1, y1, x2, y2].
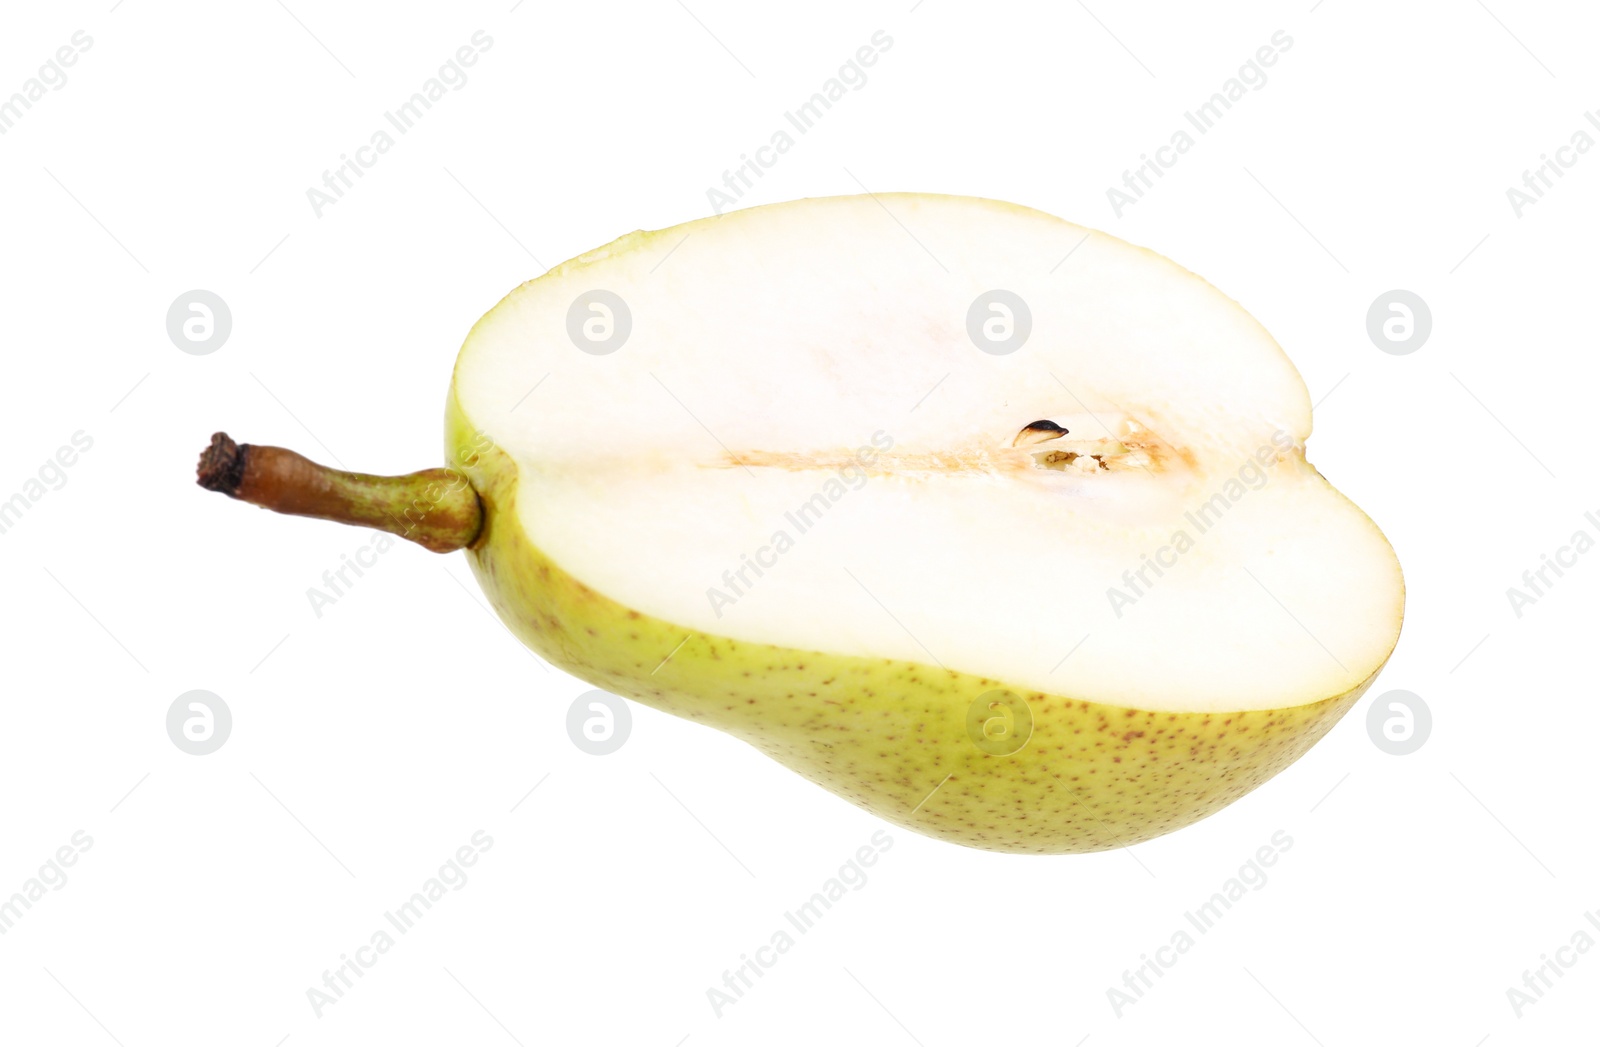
[1032, 450, 1109, 473]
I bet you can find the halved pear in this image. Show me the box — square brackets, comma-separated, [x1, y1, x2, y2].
[200, 194, 1403, 854]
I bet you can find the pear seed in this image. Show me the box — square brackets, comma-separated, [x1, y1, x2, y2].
[1013, 420, 1070, 447]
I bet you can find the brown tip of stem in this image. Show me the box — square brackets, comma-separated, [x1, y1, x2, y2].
[197, 432, 250, 496]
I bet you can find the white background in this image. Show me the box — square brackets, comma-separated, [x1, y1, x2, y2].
[1, 0, 1596, 1044]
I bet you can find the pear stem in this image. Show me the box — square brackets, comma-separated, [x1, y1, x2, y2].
[195, 432, 482, 553]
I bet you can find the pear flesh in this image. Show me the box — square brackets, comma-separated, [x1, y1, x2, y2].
[446, 194, 1404, 854]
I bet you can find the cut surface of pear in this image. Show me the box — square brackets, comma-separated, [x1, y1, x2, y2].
[438, 193, 1405, 854]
